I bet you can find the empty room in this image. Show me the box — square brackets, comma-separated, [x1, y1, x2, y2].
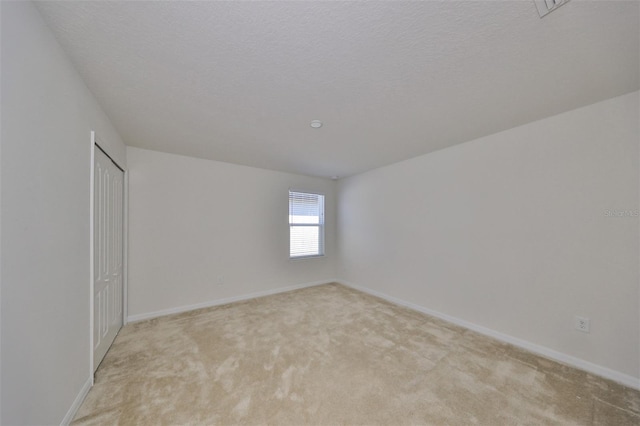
[1, 0, 639, 425]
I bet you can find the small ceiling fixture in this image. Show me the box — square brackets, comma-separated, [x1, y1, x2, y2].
[310, 120, 323, 129]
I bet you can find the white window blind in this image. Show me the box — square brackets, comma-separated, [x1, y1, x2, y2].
[289, 191, 324, 258]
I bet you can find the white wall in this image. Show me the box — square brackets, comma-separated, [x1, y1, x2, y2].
[127, 147, 337, 318]
[338, 91, 640, 381]
[1, 4, 636, 423]
[1, 1, 127, 424]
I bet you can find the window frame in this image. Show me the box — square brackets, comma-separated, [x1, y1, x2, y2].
[288, 190, 325, 260]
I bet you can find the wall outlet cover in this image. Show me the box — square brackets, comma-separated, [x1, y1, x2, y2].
[574, 316, 590, 333]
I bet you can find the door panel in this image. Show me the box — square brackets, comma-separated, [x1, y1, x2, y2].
[94, 146, 124, 371]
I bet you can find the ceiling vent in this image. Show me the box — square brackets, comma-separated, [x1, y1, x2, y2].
[534, 0, 569, 18]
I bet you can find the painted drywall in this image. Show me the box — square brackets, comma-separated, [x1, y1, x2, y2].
[35, 1, 640, 178]
[337, 91, 640, 381]
[127, 147, 337, 318]
[0, 1, 127, 424]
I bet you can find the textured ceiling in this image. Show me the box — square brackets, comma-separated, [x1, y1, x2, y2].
[36, 1, 639, 178]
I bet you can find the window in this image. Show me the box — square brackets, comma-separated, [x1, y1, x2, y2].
[289, 191, 324, 258]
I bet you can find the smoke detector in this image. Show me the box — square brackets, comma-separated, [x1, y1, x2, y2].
[534, 0, 569, 18]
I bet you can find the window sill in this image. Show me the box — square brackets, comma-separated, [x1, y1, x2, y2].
[289, 254, 325, 260]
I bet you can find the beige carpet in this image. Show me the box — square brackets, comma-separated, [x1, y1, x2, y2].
[73, 283, 640, 425]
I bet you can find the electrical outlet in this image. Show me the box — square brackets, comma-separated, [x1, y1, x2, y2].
[574, 316, 590, 333]
[216, 275, 224, 286]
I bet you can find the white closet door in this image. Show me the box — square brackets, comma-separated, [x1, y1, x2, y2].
[94, 146, 124, 371]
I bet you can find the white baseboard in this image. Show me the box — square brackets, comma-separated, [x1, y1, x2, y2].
[337, 280, 640, 391]
[125, 278, 639, 389]
[60, 377, 92, 426]
[127, 280, 332, 323]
